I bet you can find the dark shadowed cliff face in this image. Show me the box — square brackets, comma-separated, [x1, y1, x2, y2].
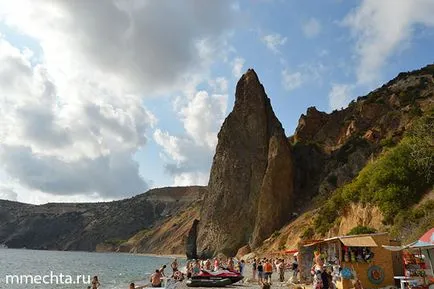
[0, 186, 203, 251]
[197, 69, 294, 257]
[185, 219, 199, 259]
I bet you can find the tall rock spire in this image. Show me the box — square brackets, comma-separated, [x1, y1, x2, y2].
[197, 69, 294, 257]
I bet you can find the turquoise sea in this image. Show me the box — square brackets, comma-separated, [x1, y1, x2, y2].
[0, 248, 181, 289]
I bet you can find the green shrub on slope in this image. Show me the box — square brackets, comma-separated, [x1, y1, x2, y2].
[391, 200, 434, 242]
[347, 226, 377, 235]
[314, 112, 434, 235]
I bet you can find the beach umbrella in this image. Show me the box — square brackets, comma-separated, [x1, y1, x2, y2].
[410, 228, 434, 248]
[382, 228, 434, 277]
[409, 228, 434, 277]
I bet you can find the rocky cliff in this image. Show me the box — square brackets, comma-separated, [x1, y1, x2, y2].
[123, 196, 204, 255]
[197, 69, 294, 257]
[0, 186, 203, 251]
[291, 65, 434, 211]
[255, 64, 434, 255]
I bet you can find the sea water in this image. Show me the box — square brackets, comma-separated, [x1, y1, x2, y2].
[0, 248, 181, 289]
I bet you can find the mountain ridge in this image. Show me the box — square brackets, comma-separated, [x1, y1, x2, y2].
[1, 64, 433, 256]
[0, 186, 206, 251]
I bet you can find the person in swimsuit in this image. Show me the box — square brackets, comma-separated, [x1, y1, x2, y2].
[192, 260, 201, 276]
[150, 270, 162, 287]
[205, 259, 211, 271]
[91, 276, 100, 289]
[186, 260, 193, 279]
[171, 259, 178, 275]
[228, 258, 234, 271]
[213, 258, 219, 271]
[159, 265, 167, 277]
[129, 283, 135, 289]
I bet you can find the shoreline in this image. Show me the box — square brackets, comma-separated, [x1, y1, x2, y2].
[134, 252, 186, 259]
[1, 247, 186, 259]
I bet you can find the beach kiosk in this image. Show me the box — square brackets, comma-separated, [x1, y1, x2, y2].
[300, 233, 397, 289]
[383, 228, 434, 289]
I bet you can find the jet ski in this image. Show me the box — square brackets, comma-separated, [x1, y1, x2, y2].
[186, 278, 232, 287]
[191, 270, 243, 284]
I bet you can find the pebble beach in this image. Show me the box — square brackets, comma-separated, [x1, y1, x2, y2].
[176, 268, 310, 289]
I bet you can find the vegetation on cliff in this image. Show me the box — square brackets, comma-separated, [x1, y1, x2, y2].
[347, 226, 377, 236]
[314, 111, 434, 235]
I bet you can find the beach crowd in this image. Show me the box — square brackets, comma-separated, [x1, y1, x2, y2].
[88, 255, 299, 289]
[185, 256, 299, 285]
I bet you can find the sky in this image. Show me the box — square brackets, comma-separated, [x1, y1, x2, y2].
[0, 0, 434, 204]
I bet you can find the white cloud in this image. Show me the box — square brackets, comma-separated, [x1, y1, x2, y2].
[232, 57, 245, 78]
[303, 18, 321, 38]
[0, 37, 154, 198]
[343, 0, 434, 85]
[0, 185, 17, 201]
[282, 69, 303, 91]
[0, 0, 235, 95]
[154, 82, 228, 186]
[328, 84, 353, 110]
[209, 77, 228, 95]
[0, 1, 236, 202]
[261, 33, 287, 53]
[174, 172, 209, 187]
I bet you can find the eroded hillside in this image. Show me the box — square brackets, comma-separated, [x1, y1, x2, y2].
[0, 186, 204, 251]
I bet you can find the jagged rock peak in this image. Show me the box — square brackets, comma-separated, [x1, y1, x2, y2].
[233, 68, 270, 110]
[306, 106, 322, 115]
[197, 69, 294, 257]
[295, 106, 329, 143]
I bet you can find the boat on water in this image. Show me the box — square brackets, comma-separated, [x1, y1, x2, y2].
[191, 270, 244, 284]
[186, 278, 232, 287]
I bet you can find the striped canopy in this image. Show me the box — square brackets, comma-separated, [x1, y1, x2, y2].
[409, 228, 434, 249]
[382, 228, 434, 277]
[382, 228, 434, 250]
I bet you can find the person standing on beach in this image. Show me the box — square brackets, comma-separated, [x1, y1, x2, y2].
[291, 256, 298, 282]
[186, 260, 192, 279]
[277, 259, 285, 282]
[257, 261, 264, 285]
[239, 260, 245, 275]
[214, 258, 219, 271]
[171, 259, 178, 275]
[228, 258, 235, 271]
[192, 260, 201, 276]
[205, 259, 211, 270]
[264, 259, 273, 284]
[252, 258, 257, 280]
